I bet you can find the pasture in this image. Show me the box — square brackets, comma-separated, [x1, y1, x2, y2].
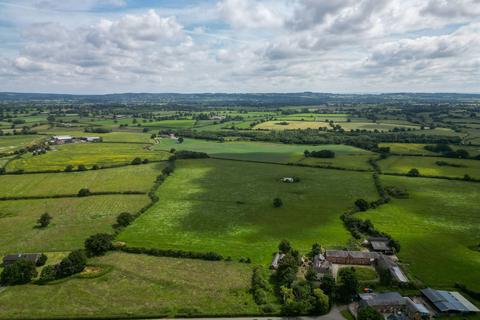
[0, 135, 44, 153]
[358, 175, 480, 290]
[118, 159, 378, 263]
[0, 252, 260, 319]
[0, 162, 165, 197]
[378, 155, 480, 179]
[0, 195, 150, 254]
[156, 138, 374, 170]
[254, 121, 330, 130]
[5, 142, 171, 172]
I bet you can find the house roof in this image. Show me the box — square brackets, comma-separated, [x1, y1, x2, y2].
[421, 288, 480, 313]
[3, 253, 41, 264]
[360, 292, 406, 307]
[326, 250, 378, 260]
[391, 266, 408, 283]
[371, 240, 391, 251]
[52, 135, 72, 140]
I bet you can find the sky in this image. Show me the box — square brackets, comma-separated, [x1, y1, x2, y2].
[0, 0, 479, 94]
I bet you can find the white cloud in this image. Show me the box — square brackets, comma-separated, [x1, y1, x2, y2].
[217, 0, 285, 28]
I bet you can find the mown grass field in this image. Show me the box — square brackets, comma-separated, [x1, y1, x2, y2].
[0, 252, 261, 319]
[379, 143, 435, 155]
[0, 162, 165, 197]
[0, 195, 150, 254]
[358, 175, 480, 290]
[156, 138, 374, 170]
[5, 142, 171, 172]
[118, 159, 378, 263]
[0, 135, 44, 153]
[254, 120, 331, 130]
[37, 129, 153, 143]
[378, 155, 480, 179]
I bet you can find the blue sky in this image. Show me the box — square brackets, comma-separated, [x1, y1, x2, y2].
[0, 0, 479, 93]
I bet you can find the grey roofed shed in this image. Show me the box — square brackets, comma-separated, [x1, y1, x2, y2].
[3, 253, 41, 266]
[421, 288, 480, 313]
[360, 292, 406, 307]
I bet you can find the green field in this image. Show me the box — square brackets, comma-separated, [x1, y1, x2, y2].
[118, 159, 378, 263]
[36, 130, 153, 143]
[379, 143, 435, 155]
[379, 155, 480, 179]
[358, 175, 480, 290]
[0, 163, 165, 197]
[255, 121, 330, 130]
[0, 252, 261, 319]
[0, 135, 44, 153]
[0, 195, 150, 254]
[156, 138, 374, 170]
[6, 143, 171, 172]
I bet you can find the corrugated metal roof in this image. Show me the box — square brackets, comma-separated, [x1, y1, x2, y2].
[422, 288, 480, 313]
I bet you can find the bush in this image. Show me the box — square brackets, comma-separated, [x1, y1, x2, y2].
[77, 188, 91, 197]
[305, 150, 335, 158]
[357, 305, 383, 320]
[116, 212, 134, 227]
[92, 164, 99, 170]
[36, 253, 48, 267]
[1, 260, 38, 285]
[273, 197, 283, 208]
[131, 157, 142, 165]
[84, 233, 113, 256]
[174, 150, 209, 159]
[77, 164, 87, 171]
[56, 250, 87, 278]
[38, 265, 56, 283]
[407, 168, 420, 177]
[65, 165, 74, 172]
[37, 212, 52, 228]
[354, 199, 370, 211]
[120, 246, 223, 261]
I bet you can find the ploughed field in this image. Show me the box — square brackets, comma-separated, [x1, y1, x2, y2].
[118, 158, 378, 263]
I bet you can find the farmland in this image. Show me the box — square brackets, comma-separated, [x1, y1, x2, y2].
[118, 158, 378, 263]
[358, 175, 480, 291]
[0, 252, 261, 319]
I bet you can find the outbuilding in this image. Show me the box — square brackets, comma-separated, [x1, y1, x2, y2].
[3, 253, 41, 267]
[421, 288, 480, 315]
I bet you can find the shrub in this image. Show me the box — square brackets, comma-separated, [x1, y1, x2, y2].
[354, 199, 370, 211]
[174, 150, 209, 159]
[407, 168, 420, 177]
[131, 157, 142, 165]
[38, 265, 56, 283]
[305, 150, 335, 158]
[357, 305, 383, 320]
[56, 250, 87, 278]
[77, 188, 90, 197]
[77, 164, 87, 171]
[36, 253, 48, 267]
[116, 212, 134, 227]
[37, 212, 52, 228]
[142, 158, 149, 164]
[65, 165, 74, 172]
[278, 240, 291, 253]
[92, 164, 99, 170]
[273, 197, 283, 208]
[1, 260, 38, 285]
[84, 233, 113, 256]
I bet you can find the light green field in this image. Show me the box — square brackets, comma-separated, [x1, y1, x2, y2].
[0, 163, 165, 197]
[255, 121, 330, 130]
[143, 119, 196, 128]
[0, 135, 44, 153]
[338, 121, 420, 132]
[379, 143, 435, 155]
[0, 195, 150, 254]
[37, 129, 153, 143]
[118, 159, 378, 263]
[156, 138, 374, 170]
[358, 175, 480, 290]
[6, 143, 171, 172]
[379, 155, 480, 179]
[0, 252, 261, 319]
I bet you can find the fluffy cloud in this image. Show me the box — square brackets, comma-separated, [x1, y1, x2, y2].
[421, 0, 480, 18]
[217, 0, 285, 28]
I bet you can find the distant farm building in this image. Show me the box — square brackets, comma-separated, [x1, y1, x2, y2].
[325, 250, 378, 265]
[3, 253, 41, 267]
[51, 135, 73, 144]
[80, 136, 102, 142]
[421, 288, 480, 315]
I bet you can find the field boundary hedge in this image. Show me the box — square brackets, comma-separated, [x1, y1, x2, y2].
[118, 246, 223, 261]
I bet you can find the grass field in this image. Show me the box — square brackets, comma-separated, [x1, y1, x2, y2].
[0, 163, 165, 197]
[0, 135, 44, 153]
[156, 138, 374, 170]
[254, 121, 330, 130]
[6, 143, 171, 172]
[0, 195, 150, 254]
[379, 143, 436, 155]
[118, 159, 378, 263]
[0, 252, 261, 319]
[378, 155, 480, 179]
[358, 175, 480, 290]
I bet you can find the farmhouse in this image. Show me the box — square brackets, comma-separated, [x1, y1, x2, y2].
[3, 253, 41, 267]
[368, 237, 393, 254]
[359, 292, 407, 314]
[270, 252, 285, 269]
[421, 288, 480, 315]
[325, 250, 378, 265]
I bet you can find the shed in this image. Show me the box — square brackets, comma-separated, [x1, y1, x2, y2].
[359, 292, 406, 313]
[3, 253, 41, 267]
[421, 288, 480, 314]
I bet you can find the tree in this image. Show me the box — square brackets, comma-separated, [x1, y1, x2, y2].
[177, 137, 184, 144]
[131, 157, 142, 165]
[65, 164, 74, 172]
[57, 250, 87, 277]
[337, 267, 359, 303]
[312, 288, 329, 315]
[355, 199, 370, 211]
[37, 212, 52, 228]
[276, 253, 299, 287]
[38, 265, 56, 283]
[77, 188, 90, 197]
[36, 253, 48, 266]
[278, 240, 291, 254]
[320, 274, 336, 297]
[84, 233, 113, 256]
[273, 197, 283, 208]
[407, 168, 420, 177]
[0, 168, 5, 175]
[357, 305, 383, 320]
[77, 164, 87, 171]
[305, 267, 319, 282]
[0, 259, 38, 285]
[116, 212, 134, 227]
[311, 243, 322, 256]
